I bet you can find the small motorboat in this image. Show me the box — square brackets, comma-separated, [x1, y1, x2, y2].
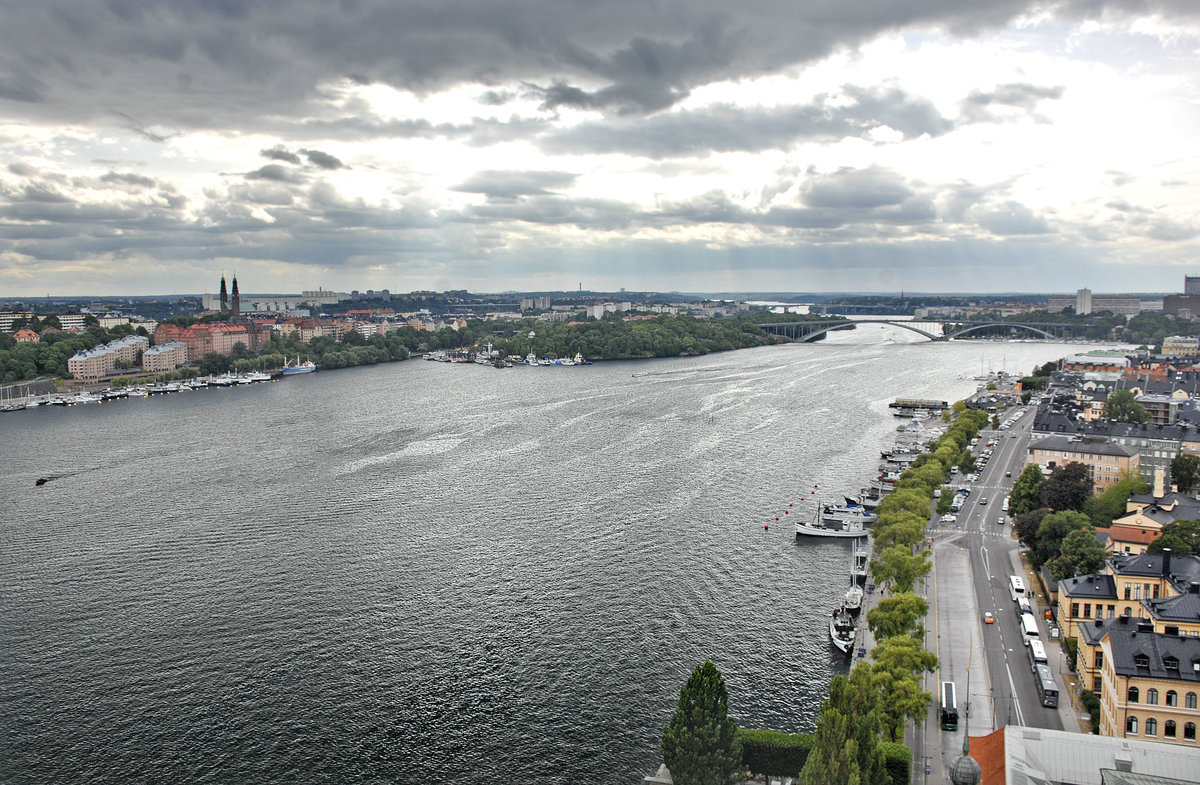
[35, 477, 49, 486]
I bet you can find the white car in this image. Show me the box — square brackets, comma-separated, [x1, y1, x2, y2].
[940, 513, 957, 523]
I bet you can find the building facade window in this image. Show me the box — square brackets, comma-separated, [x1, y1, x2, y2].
[1165, 720, 1177, 738]
[1127, 716, 1138, 734]
[1187, 692, 1198, 709]
[1125, 584, 1132, 600]
[1083, 604, 1092, 618]
[1129, 686, 1140, 703]
[1072, 602, 1079, 617]
[1186, 722, 1197, 741]
[1094, 652, 1103, 668]
[1093, 676, 1102, 691]
[1148, 688, 1159, 705]
[1146, 718, 1158, 736]
[1166, 690, 1177, 707]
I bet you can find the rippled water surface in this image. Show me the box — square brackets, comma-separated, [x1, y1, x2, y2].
[1, 333, 1079, 783]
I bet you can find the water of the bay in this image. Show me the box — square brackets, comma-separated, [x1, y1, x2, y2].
[1, 328, 1085, 783]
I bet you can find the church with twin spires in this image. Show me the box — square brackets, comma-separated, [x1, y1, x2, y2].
[218, 274, 241, 320]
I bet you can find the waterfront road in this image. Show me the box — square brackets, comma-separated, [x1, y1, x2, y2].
[913, 402, 1080, 783]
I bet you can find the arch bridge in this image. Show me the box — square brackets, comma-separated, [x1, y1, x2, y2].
[755, 320, 1076, 343]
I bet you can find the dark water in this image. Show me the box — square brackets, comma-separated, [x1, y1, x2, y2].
[0, 333, 1078, 783]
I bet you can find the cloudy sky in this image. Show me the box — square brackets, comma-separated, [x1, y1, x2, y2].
[2, 1, 1199, 297]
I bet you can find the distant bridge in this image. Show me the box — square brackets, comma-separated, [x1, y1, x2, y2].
[755, 320, 1077, 343]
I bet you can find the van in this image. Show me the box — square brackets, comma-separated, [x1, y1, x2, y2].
[950, 465, 959, 475]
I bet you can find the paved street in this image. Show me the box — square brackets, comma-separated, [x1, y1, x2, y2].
[909, 400, 1082, 783]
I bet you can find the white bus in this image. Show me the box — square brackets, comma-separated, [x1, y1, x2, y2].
[1021, 613, 1040, 643]
[1027, 639, 1048, 670]
[1009, 575, 1026, 603]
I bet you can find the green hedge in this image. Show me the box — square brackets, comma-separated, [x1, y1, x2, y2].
[738, 728, 813, 778]
[879, 741, 912, 785]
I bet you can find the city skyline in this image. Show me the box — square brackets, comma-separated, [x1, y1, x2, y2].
[1, 1, 1199, 297]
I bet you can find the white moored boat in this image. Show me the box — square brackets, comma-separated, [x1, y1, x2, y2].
[795, 515, 868, 539]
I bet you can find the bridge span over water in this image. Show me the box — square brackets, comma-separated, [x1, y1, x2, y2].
[755, 319, 1076, 342]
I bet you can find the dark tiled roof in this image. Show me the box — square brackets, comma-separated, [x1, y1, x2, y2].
[1079, 616, 1124, 645]
[1028, 435, 1139, 458]
[1061, 573, 1118, 600]
[1145, 590, 1200, 625]
[1104, 620, 1200, 682]
[1109, 553, 1200, 588]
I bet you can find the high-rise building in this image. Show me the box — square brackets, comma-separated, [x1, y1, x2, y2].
[1076, 288, 1093, 315]
[1185, 275, 1200, 295]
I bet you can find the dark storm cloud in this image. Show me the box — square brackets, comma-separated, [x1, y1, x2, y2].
[299, 149, 344, 170]
[100, 172, 157, 189]
[975, 201, 1052, 235]
[260, 145, 302, 165]
[801, 166, 915, 210]
[6, 0, 1190, 130]
[245, 164, 305, 183]
[546, 86, 952, 158]
[451, 170, 579, 199]
[960, 82, 1065, 122]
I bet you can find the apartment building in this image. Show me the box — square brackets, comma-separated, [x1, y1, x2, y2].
[1027, 435, 1140, 493]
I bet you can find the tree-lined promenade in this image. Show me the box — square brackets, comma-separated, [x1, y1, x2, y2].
[656, 403, 996, 784]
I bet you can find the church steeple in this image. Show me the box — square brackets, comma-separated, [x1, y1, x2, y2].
[231, 274, 241, 320]
[219, 274, 229, 313]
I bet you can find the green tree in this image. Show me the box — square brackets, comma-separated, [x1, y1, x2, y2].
[661, 661, 743, 785]
[871, 633, 938, 678]
[1050, 526, 1108, 579]
[197, 351, 231, 376]
[870, 668, 932, 743]
[1148, 519, 1200, 556]
[866, 593, 929, 640]
[798, 664, 887, 785]
[1040, 462, 1092, 512]
[1084, 475, 1149, 527]
[1009, 464, 1045, 516]
[870, 545, 932, 593]
[1035, 510, 1091, 567]
[1101, 389, 1150, 424]
[1013, 507, 1051, 549]
[1171, 453, 1200, 494]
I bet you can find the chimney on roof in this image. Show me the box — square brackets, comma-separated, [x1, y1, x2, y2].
[1163, 547, 1172, 578]
[1094, 618, 1103, 627]
[1190, 582, 1200, 595]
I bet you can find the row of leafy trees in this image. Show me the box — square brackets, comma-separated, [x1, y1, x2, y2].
[790, 406, 995, 783]
[1007, 462, 1147, 580]
[657, 402, 1006, 784]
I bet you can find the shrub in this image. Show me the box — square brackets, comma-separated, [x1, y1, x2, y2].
[879, 741, 912, 785]
[739, 729, 812, 778]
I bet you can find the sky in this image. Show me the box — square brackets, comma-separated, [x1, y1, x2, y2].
[1, 1, 1199, 297]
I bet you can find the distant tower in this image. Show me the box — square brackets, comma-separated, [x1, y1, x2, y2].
[1076, 288, 1093, 316]
[219, 275, 229, 313]
[231, 275, 241, 320]
[1185, 275, 1200, 295]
